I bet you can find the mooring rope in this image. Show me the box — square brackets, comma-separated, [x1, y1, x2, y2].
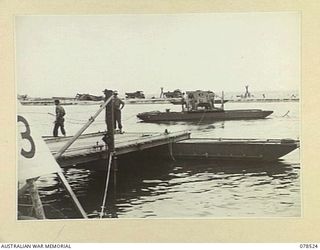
[282, 110, 290, 117]
[168, 139, 176, 161]
[122, 114, 138, 121]
[99, 151, 113, 219]
[270, 110, 291, 118]
[48, 112, 135, 124]
[196, 109, 207, 126]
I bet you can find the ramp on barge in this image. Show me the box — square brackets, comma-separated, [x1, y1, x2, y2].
[44, 132, 299, 167]
[44, 131, 190, 167]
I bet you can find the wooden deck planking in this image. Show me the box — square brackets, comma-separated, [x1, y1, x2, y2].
[44, 131, 190, 167]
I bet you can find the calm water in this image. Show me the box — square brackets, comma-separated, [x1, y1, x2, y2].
[21, 100, 300, 218]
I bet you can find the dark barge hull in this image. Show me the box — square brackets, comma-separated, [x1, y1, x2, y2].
[44, 132, 299, 165]
[173, 138, 299, 161]
[137, 109, 273, 122]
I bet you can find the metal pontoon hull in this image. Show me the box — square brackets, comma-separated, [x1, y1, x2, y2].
[173, 138, 299, 161]
[137, 109, 273, 122]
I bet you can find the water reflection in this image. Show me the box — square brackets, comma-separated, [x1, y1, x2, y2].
[36, 158, 300, 219]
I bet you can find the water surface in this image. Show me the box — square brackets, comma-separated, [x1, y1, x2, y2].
[22, 100, 300, 218]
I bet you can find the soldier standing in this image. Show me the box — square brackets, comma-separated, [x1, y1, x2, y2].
[53, 100, 66, 137]
[113, 91, 125, 133]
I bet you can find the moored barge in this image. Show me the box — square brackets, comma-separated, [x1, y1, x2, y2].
[137, 109, 273, 122]
[173, 138, 299, 161]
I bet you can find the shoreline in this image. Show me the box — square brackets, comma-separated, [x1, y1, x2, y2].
[19, 97, 300, 106]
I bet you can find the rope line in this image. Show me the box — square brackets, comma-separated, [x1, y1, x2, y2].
[21, 112, 135, 125]
[99, 151, 113, 219]
[196, 109, 207, 126]
[168, 139, 176, 161]
[282, 110, 290, 117]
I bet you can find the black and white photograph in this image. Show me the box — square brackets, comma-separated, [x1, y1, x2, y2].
[16, 13, 300, 220]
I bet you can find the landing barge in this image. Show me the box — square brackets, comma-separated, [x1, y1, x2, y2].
[173, 138, 299, 161]
[44, 131, 299, 166]
[137, 109, 273, 122]
[137, 90, 273, 122]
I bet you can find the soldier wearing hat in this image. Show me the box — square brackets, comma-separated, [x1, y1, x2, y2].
[53, 99, 66, 137]
[112, 91, 125, 133]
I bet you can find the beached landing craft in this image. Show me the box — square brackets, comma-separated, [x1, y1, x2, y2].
[125, 91, 145, 99]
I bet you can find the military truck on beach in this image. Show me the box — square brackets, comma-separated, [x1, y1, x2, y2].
[163, 89, 183, 98]
[125, 91, 145, 99]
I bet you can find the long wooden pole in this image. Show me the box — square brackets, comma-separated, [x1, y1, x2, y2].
[27, 179, 46, 219]
[53, 95, 113, 219]
[99, 89, 115, 218]
[57, 172, 88, 218]
[19, 95, 113, 219]
[99, 152, 113, 218]
[54, 95, 113, 159]
[104, 89, 115, 151]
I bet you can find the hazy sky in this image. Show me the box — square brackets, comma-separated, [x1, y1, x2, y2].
[16, 13, 300, 97]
